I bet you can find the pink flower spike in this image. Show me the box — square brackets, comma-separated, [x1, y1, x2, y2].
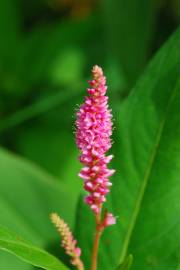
[75, 65, 115, 215]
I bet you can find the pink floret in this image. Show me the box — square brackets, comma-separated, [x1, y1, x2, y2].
[103, 212, 116, 227]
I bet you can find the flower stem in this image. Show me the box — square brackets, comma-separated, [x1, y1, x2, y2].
[90, 213, 103, 270]
[76, 259, 84, 270]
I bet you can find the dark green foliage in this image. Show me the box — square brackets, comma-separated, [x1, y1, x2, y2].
[0, 0, 179, 269]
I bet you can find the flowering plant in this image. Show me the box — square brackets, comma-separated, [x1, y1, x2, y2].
[51, 66, 116, 270]
[0, 28, 179, 270]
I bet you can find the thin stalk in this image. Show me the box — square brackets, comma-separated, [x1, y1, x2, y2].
[90, 212, 103, 270]
[76, 258, 84, 270]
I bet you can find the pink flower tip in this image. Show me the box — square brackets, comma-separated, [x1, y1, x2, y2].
[92, 65, 103, 77]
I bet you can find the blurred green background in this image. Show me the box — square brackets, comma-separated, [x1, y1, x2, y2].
[0, 0, 179, 269]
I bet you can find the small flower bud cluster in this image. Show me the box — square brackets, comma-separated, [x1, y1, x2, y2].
[76, 65, 115, 218]
[50, 213, 83, 268]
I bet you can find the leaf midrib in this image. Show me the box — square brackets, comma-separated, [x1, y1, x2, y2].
[119, 77, 180, 263]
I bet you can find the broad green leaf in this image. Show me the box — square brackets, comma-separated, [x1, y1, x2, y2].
[0, 147, 76, 269]
[101, 0, 157, 86]
[117, 255, 133, 270]
[0, 251, 32, 270]
[0, 147, 76, 242]
[0, 225, 68, 270]
[75, 28, 180, 270]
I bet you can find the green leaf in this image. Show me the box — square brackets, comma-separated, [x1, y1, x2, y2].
[0, 147, 77, 269]
[0, 147, 76, 242]
[0, 251, 32, 270]
[0, 225, 68, 270]
[75, 28, 180, 270]
[117, 255, 133, 270]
